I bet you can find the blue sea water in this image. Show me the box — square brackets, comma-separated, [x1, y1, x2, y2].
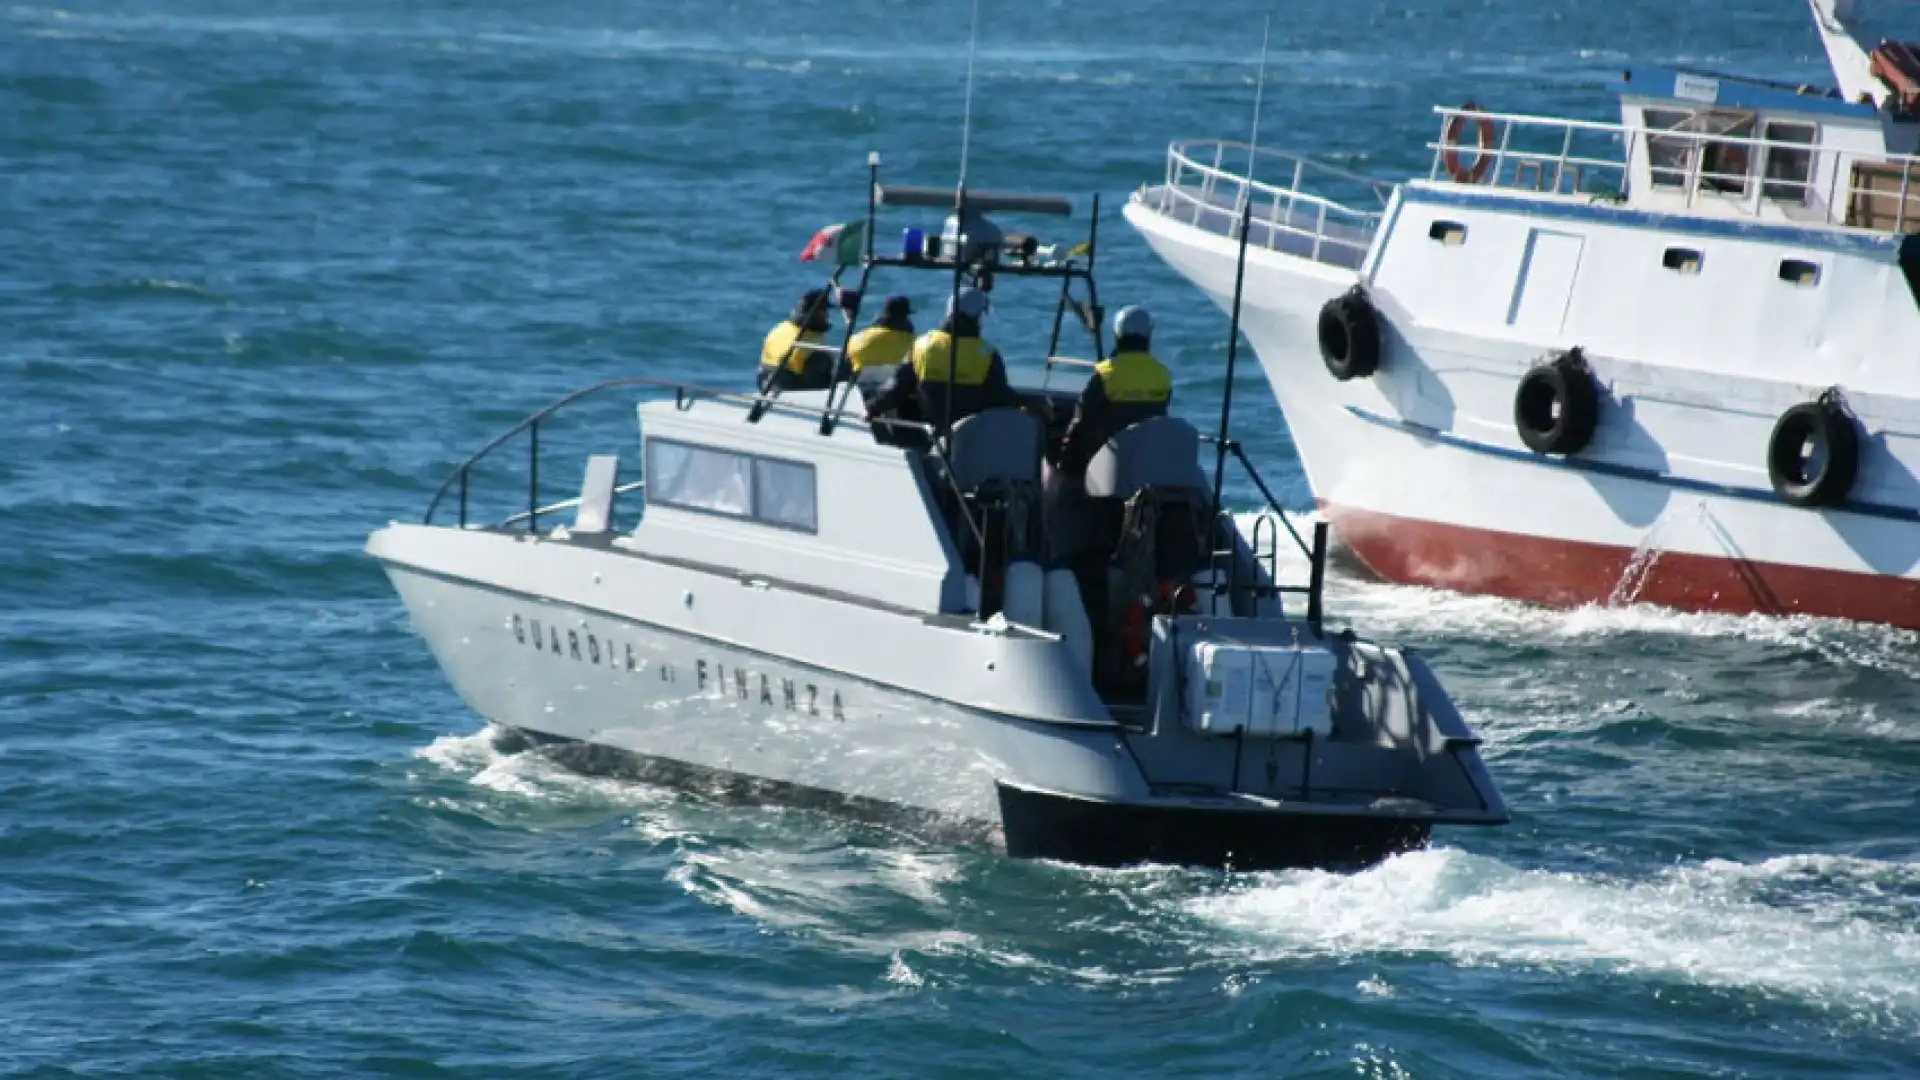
[5, 1, 1920, 1076]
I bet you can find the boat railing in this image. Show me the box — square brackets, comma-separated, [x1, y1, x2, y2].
[1427, 104, 1920, 232]
[1199, 431, 1328, 628]
[1145, 140, 1391, 267]
[420, 377, 984, 550]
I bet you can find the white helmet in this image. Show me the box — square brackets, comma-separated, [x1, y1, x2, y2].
[947, 286, 989, 319]
[1114, 305, 1153, 339]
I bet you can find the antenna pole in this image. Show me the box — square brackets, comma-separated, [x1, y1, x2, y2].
[1208, 198, 1255, 531]
[944, 0, 981, 442]
[1246, 15, 1271, 183]
[959, 0, 981, 188]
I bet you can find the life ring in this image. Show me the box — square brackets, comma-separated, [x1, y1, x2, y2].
[1317, 288, 1381, 381]
[1119, 581, 1199, 670]
[1443, 102, 1496, 184]
[1513, 348, 1600, 455]
[1767, 393, 1859, 508]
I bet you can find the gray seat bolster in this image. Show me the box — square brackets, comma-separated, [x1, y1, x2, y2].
[947, 408, 1043, 491]
[1084, 416, 1206, 498]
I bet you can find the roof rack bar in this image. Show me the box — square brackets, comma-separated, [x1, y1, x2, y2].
[874, 183, 1073, 215]
[863, 256, 1088, 280]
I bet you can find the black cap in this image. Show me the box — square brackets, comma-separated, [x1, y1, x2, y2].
[881, 294, 912, 318]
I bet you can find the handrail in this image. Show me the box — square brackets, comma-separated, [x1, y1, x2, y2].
[1168, 146, 1385, 224]
[501, 480, 647, 529]
[418, 374, 991, 554]
[1146, 140, 1387, 267]
[1425, 104, 1920, 231]
[424, 377, 923, 524]
[1170, 139, 1396, 207]
[1199, 432, 1328, 627]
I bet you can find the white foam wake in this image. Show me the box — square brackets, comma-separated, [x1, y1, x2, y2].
[1191, 848, 1920, 1026]
[1232, 509, 1920, 674]
[412, 724, 677, 814]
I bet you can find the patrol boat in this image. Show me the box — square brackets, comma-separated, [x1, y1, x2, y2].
[367, 155, 1507, 871]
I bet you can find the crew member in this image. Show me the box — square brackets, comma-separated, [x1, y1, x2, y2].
[1055, 305, 1173, 475]
[867, 286, 1014, 428]
[758, 288, 835, 392]
[846, 294, 915, 396]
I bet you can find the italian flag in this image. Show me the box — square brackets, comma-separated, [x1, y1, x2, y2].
[798, 220, 866, 266]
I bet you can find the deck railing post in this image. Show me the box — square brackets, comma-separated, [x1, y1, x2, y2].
[1557, 124, 1574, 193]
[1900, 159, 1913, 233]
[1494, 119, 1514, 188]
[1431, 111, 1447, 181]
[1306, 521, 1328, 629]
[1829, 151, 1843, 223]
[458, 469, 468, 528]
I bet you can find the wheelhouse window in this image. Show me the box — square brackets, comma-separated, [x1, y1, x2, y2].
[1761, 120, 1818, 204]
[1662, 247, 1703, 273]
[645, 438, 817, 532]
[1645, 107, 1756, 194]
[1779, 259, 1821, 286]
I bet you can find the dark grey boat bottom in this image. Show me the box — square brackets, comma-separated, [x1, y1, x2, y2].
[504, 727, 1430, 872]
[995, 783, 1430, 873]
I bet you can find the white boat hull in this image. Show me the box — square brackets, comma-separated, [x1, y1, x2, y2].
[372, 523, 1475, 867]
[1126, 198, 1920, 627]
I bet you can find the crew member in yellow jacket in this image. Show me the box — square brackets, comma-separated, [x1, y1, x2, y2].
[758, 287, 835, 392]
[846, 294, 916, 396]
[1055, 305, 1173, 475]
[867, 286, 1015, 429]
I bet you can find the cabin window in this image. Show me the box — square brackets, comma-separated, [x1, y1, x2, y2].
[645, 438, 818, 532]
[1662, 247, 1703, 273]
[1761, 121, 1818, 203]
[751, 457, 818, 531]
[1645, 107, 1755, 194]
[1779, 259, 1821, 286]
[1427, 220, 1467, 245]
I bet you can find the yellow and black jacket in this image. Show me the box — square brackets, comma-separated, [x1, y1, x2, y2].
[867, 317, 1015, 426]
[758, 316, 834, 392]
[1058, 340, 1173, 474]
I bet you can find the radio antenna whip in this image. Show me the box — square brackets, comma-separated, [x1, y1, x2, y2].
[959, 0, 981, 188]
[1246, 14, 1271, 182]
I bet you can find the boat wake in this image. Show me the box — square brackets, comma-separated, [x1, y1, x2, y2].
[1191, 847, 1920, 1030]
[1243, 509, 1920, 675]
[414, 725, 1920, 1032]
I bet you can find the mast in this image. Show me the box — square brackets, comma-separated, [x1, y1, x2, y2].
[943, 0, 983, 440]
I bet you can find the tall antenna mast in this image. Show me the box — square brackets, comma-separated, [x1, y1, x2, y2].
[1246, 14, 1272, 182]
[958, 0, 981, 188]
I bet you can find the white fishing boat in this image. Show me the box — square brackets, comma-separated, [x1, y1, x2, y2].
[368, 155, 1507, 871]
[1124, 0, 1920, 628]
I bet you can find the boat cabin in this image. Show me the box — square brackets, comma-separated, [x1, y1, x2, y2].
[1611, 63, 1920, 229]
[420, 158, 1324, 702]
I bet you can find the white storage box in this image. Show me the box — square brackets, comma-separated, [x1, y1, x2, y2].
[1187, 641, 1337, 738]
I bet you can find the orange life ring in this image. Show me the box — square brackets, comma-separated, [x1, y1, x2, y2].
[1443, 102, 1496, 184]
[1119, 581, 1200, 670]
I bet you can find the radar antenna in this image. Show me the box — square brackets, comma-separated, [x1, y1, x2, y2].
[959, 0, 982, 189]
[1246, 14, 1272, 181]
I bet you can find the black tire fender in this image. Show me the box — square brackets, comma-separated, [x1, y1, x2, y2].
[1767, 392, 1860, 508]
[1513, 347, 1601, 456]
[1317, 288, 1381, 381]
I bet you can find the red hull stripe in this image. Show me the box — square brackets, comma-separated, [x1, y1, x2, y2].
[1321, 502, 1920, 630]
